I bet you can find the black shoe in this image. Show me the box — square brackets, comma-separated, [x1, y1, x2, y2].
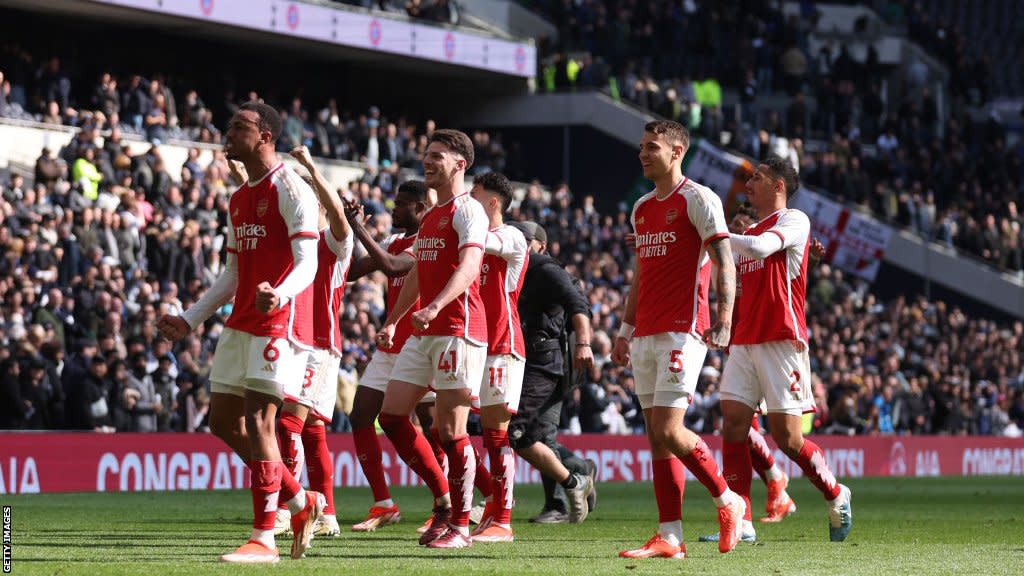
[585, 458, 598, 512]
[529, 509, 569, 524]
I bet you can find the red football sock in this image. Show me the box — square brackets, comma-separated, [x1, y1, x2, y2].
[250, 460, 281, 530]
[794, 439, 841, 500]
[681, 437, 728, 499]
[473, 442, 493, 499]
[379, 413, 449, 499]
[444, 435, 476, 528]
[277, 412, 305, 481]
[279, 461, 303, 505]
[652, 457, 685, 523]
[748, 426, 775, 484]
[484, 428, 514, 524]
[427, 427, 450, 477]
[302, 424, 334, 515]
[353, 425, 391, 503]
[724, 440, 753, 521]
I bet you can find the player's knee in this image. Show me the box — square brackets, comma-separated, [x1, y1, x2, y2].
[377, 412, 405, 436]
[721, 418, 751, 443]
[349, 405, 375, 430]
[773, 431, 803, 458]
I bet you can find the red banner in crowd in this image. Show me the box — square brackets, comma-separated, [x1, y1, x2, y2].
[2, 433, 1023, 494]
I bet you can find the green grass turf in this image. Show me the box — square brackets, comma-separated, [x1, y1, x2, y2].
[3, 476, 1023, 575]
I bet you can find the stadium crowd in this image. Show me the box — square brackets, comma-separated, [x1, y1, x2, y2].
[527, 0, 1024, 274]
[0, 110, 1022, 438]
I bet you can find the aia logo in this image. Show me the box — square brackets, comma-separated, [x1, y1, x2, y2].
[444, 32, 456, 59]
[256, 198, 269, 218]
[369, 18, 382, 47]
[199, 0, 214, 16]
[514, 45, 527, 72]
[437, 216, 449, 230]
[286, 3, 300, 30]
[889, 441, 907, 476]
[665, 208, 678, 224]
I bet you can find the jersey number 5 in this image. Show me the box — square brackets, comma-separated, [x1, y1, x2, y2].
[668, 349, 684, 373]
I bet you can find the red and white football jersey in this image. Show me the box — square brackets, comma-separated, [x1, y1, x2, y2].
[731, 209, 810, 346]
[414, 193, 488, 344]
[378, 233, 418, 354]
[310, 228, 354, 355]
[631, 177, 729, 338]
[225, 163, 319, 347]
[480, 225, 529, 358]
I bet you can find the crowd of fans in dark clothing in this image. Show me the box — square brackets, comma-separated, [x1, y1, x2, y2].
[524, 0, 1024, 274]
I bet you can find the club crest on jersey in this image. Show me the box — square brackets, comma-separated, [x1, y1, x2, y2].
[437, 216, 450, 230]
[232, 207, 240, 220]
[256, 198, 269, 218]
[637, 216, 645, 225]
[666, 209, 678, 224]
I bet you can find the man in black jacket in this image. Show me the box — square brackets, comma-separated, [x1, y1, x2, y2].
[508, 221, 597, 524]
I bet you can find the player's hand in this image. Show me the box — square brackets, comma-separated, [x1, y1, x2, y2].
[611, 337, 631, 367]
[809, 237, 826, 265]
[376, 323, 396, 349]
[344, 197, 365, 223]
[289, 145, 314, 168]
[227, 159, 248, 184]
[728, 214, 752, 234]
[702, 321, 731, 350]
[254, 282, 280, 313]
[156, 315, 190, 341]
[573, 343, 595, 372]
[411, 304, 440, 332]
[625, 233, 636, 251]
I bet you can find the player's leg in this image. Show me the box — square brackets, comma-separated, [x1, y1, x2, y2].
[380, 337, 451, 524]
[207, 330, 251, 460]
[300, 351, 340, 537]
[302, 418, 338, 536]
[761, 343, 851, 541]
[426, 385, 475, 547]
[619, 335, 688, 559]
[647, 334, 743, 554]
[719, 399, 758, 541]
[350, 353, 402, 531]
[472, 355, 522, 542]
[419, 401, 450, 477]
[208, 392, 249, 460]
[271, 400, 309, 536]
[748, 417, 795, 522]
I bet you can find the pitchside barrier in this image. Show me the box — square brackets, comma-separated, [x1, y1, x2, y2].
[1, 433, 1023, 494]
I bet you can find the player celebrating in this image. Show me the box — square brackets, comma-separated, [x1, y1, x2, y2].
[270, 146, 355, 538]
[613, 120, 745, 560]
[376, 129, 488, 549]
[343, 180, 449, 532]
[467, 172, 529, 543]
[718, 156, 852, 542]
[157, 103, 324, 563]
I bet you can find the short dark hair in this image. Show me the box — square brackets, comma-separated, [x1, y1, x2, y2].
[429, 129, 474, 170]
[644, 120, 690, 150]
[762, 155, 800, 198]
[473, 171, 514, 212]
[397, 179, 430, 201]
[238, 102, 283, 143]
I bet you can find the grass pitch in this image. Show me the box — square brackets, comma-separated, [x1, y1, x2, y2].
[4, 476, 1023, 575]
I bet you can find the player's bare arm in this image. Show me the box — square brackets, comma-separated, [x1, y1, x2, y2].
[377, 264, 420, 349]
[347, 201, 417, 279]
[412, 245, 483, 331]
[290, 145, 353, 245]
[703, 236, 736, 350]
[612, 259, 640, 366]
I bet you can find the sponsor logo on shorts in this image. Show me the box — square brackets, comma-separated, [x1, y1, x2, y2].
[667, 374, 680, 384]
[263, 363, 275, 372]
